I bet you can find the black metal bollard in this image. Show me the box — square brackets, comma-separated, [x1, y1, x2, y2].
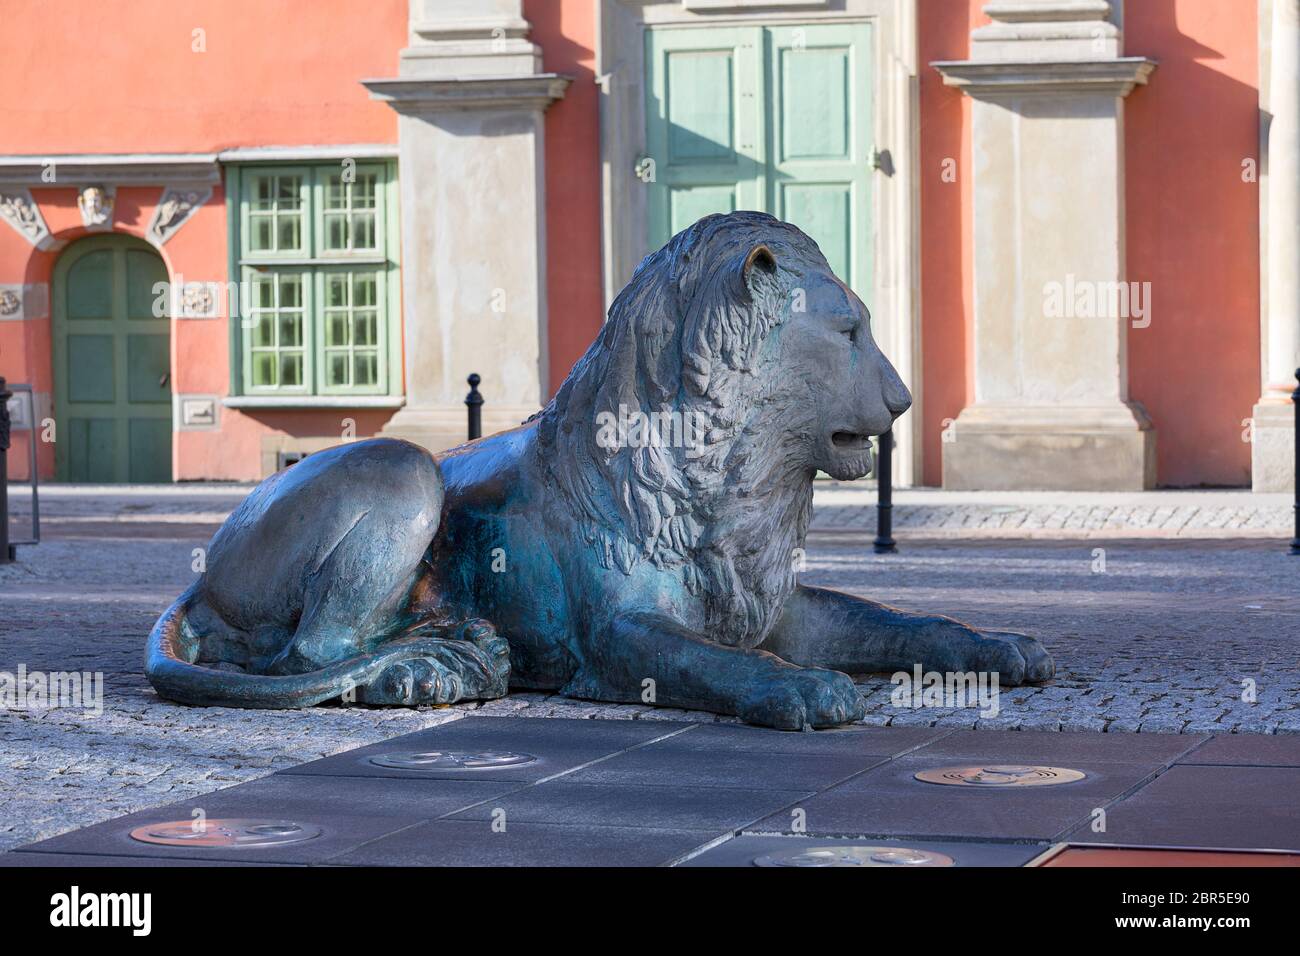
[1291, 368, 1299, 556]
[0, 377, 12, 564]
[873, 428, 897, 554]
[466, 373, 484, 441]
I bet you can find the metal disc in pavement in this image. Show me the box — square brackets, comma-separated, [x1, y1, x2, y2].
[368, 750, 537, 771]
[129, 819, 322, 848]
[755, 846, 955, 867]
[914, 764, 1086, 787]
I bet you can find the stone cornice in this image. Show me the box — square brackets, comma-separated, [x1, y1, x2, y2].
[0, 154, 220, 187]
[980, 0, 1112, 23]
[931, 58, 1157, 98]
[362, 73, 571, 114]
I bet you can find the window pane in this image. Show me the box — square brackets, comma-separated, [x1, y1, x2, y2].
[326, 274, 347, 308]
[251, 215, 273, 251]
[252, 315, 275, 348]
[280, 352, 303, 387]
[354, 173, 378, 208]
[276, 176, 302, 207]
[279, 275, 301, 307]
[278, 313, 302, 348]
[351, 213, 375, 249]
[325, 214, 346, 250]
[326, 313, 348, 347]
[354, 310, 377, 346]
[354, 352, 377, 386]
[252, 352, 276, 387]
[255, 276, 274, 308]
[253, 177, 273, 209]
[324, 175, 345, 210]
[277, 215, 301, 251]
[354, 274, 377, 306]
[327, 352, 349, 386]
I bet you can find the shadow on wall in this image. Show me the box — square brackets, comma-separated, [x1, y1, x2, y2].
[1124, 0, 1260, 488]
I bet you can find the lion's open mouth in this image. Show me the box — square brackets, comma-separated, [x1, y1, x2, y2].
[831, 431, 872, 451]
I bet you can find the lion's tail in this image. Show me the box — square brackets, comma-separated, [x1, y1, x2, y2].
[144, 585, 488, 709]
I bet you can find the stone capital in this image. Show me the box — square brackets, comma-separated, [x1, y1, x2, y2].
[931, 57, 1155, 99]
[362, 74, 571, 115]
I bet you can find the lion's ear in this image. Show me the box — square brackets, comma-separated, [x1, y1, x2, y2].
[744, 244, 777, 278]
[741, 243, 780, 306]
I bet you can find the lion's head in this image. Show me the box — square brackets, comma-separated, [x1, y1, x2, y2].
[537, 211, 911, 645]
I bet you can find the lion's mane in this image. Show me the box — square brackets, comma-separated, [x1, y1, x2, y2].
[536, 212, 833, 648]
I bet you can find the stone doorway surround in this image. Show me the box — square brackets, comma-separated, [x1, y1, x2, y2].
[597, 0, 924, 488]
[363, 0, 571, 453]
[933, 0, 1158, 491]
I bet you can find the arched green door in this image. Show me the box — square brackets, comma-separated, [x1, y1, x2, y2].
[52, 234, 172, 482]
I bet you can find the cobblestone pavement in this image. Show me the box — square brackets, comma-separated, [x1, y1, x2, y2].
[811, 486, 1295, 538]
[1, 484, 1297, 851]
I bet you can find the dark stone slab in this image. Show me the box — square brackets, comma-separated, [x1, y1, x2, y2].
[747, 757, 1160, 841]
[561, 746, 883, 791]
[277, 715, 687, 783]
[909, 729, 1207, 765]
[662, 722, 947, 756]
[1065, 765, 1300, 851]
[18, 774, 516, 865]
[2, 851, 289, 867]
[1177, 734, 1300, 767]
[679, 834, 1048, 868]
[446, 781, 813, 832]
[327, 820, 715, 867]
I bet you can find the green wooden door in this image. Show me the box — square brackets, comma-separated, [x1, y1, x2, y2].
[52, 234, 173, 482]
[646, 22, 874, 303]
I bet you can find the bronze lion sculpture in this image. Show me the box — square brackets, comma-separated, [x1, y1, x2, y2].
[147, 212, 1054, 729]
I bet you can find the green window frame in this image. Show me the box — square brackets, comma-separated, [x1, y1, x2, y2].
[228, 160, 400, 398]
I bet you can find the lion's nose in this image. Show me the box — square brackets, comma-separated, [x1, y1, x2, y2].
[880, 358, 912, 419]
[884, 381, 912, 418]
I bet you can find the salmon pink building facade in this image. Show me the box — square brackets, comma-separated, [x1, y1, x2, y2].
[0, 0, 1292, 491]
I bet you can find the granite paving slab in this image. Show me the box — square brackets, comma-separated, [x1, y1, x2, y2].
[326, 820, 717, 867]
[276, 715, 689, 783]
[1065, 765, 1300, 851]
[907, 729, 1208, 765]
[15, 774, 516, 865]
[746, 756, 1163, 842]
[443, 781, 814, 833]
[679, 834, 1048, 868]
[559, 746, 884, 791]
[1176, 734, 1300, 767]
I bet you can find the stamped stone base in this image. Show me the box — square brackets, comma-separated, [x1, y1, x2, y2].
[943, 404, 1155, 492]
[1250, 402, 1295, 492]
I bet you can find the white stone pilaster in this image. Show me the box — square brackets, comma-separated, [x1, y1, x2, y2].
[1253, 0, 1299, 492]
[363, 0, 569, 452]
[933, 0, 1157, 490]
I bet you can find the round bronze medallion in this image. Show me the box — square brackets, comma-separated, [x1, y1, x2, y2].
[914, 764, 1087, 787]
[129, 819, 322, 848]
[755, 846, 956, 867]
[367, 750, 537, 771]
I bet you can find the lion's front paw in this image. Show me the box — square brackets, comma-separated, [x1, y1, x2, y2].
[361, 657, 467, 706]
[975, 630, 1055, 685]
[740, 667, 865, 731]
